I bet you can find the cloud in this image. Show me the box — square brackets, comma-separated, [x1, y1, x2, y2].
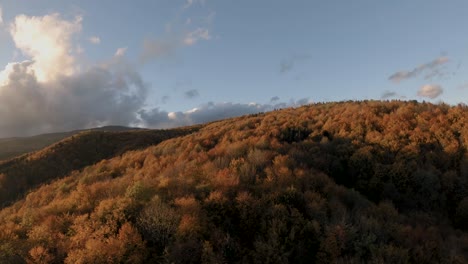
[141, 28, 211, 63]
[0, 13, 147, 137]
[389, 57, 449, 83]
[183, 0, 206, 9]
[270, 96, 280, 102]
[417, 84, 443, 99]
[161, 95, 170, 104]
[280, 60, 294, 74]
[114, 47, 127, 57]
[8, 13, 82, 83]
[140, 37, 178, 64]
[0, 5, 3, 25]
[280, 54, 311, 74]
[184, 89, 199, 99]
[139, 99, 311, 128]
[381, 91, 397, 99]
[0, 10, 299, 138]
[89, 36, 101, 44]
[183, 28, 211, 46]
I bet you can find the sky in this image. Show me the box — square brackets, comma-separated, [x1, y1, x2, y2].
[1, 1, 468, 136]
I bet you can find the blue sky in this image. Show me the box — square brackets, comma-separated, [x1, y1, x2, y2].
[1, 0, 468, 136]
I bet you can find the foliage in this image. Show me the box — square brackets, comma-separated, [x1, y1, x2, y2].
[0, 100, 467, 262]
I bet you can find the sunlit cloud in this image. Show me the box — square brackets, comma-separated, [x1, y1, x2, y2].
[8, 13, 82, 82]
[0, 13, 147, 137]
[114, 47, 127, 57]
[417, 84, 443, 99]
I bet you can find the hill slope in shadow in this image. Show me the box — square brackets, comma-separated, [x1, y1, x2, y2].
[0, 126, 143, 161]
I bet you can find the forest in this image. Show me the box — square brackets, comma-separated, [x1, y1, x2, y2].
[0, 100, 467, 263]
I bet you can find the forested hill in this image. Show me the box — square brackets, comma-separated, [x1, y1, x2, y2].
[0, 126, 142, 161]
[1, 100, 468, 263]
[0, 126, 200, 208]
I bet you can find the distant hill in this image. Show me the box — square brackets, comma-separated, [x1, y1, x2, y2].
[0, 101, 467, 263]
[0, 126, 142, 161]
[0, 125, 200, 208]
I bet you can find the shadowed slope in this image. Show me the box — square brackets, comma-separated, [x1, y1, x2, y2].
[0, 126, 201, 208]
[0, 126, 143, 161]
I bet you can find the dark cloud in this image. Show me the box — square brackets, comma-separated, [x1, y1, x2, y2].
[270, 96, 280, 102]
[280, 60, 294, 74]
[279, 54, 311, 74]
[0, 62, 147, 137]
[417, 84, 443, 99]
[184, 89, 199, 99]
[389, 57, 449, 83]
[381, 91, 397, 99]
[161, 95, 170, 104]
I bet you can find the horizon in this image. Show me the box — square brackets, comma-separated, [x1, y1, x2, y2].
[1, 1, 468, 137]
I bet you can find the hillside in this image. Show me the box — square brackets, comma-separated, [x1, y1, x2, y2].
[0, 126, 142, 161]
[0, 126, 200, 208]
[0, 100, 468, 263]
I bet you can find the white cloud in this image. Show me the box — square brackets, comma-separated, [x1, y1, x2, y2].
[89, 36, 101, 44]
[0, 13, 147, 137]
[0, 5, 3, 25]
[417, 84, 443, 99]
[8, 13, 82, 82]
[183, 28, 211, 46]
[114, 47, 127, 57]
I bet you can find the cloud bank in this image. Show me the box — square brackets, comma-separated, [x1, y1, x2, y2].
[139, 99, 310, 129]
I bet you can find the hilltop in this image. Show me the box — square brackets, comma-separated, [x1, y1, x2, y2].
[0, 100, 467, 263]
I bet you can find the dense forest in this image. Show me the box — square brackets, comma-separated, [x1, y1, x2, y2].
[0, 100, 468, 263]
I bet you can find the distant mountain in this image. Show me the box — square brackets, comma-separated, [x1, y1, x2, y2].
[0, 101, 467, 263]
[0, 126, 142, 161]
